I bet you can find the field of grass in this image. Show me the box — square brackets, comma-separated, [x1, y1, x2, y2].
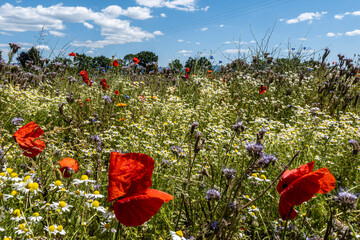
[0, 49, 359, 239]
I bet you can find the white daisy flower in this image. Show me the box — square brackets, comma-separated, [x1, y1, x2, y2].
[73, 175, 96, 185]
[50, 201, 73, 213]
[86, 200, 106, 213]
[44, 224, 66, 236]
[70, 190, 86, 197]
[49, 180, 64, 190]
[85, 191, 105, 199]
[101, 222, 116, 233]
[28, 212, 43, 222]
[170, 230, 187, 240]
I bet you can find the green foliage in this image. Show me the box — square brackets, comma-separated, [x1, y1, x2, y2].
[123, 53, 135, 65]
[169, 59, 183, 70]
[92, 55, 112, 69]
[185, 56, 212, 73]
[16, 46, 42, 68]
[135, 51, 158, 67]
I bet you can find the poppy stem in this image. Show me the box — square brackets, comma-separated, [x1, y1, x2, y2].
[281, 205, 294, 240]
[115, 222, 121, 240]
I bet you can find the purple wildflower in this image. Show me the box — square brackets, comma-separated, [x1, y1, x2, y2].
[206, 189, 221, 201]
[333, 187, 358, 209]
[102, 95, 112, 105]
[222, 168, 237, 180]
[11, 117, 24, 126]
[246, 143, 263, 159]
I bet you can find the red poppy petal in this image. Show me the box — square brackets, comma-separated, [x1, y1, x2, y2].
[277, 161, 314, 194]
[13, 121, 45, 157]
[108, 152, 154, 202]
[279, 197, 298, 220]
[58, 158, 79, 175]
[113, 189, 172, 227]
[316, 168, 336, 194]
[281, 167, 335, 206]
[58, 167, 71, 178]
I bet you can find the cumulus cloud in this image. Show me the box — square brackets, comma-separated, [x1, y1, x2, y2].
[219, 24, 224, 27]
[160, 13, 166, 17]
[224, 49, 249, 54]
[200, 27, 208, 31]
[178, 50, 192, 53]
[334, 11, 360, 20]
[195, 42, 200, 45]
[326, 32, 342, 37]
[177, 39, 184, 42]
[286, 11, 327, 24]
[153, 30, 164, 35]
[36, 45, 50, 51]
[49, 30, 65, 37]
[345, 29, 360, 36]
[0, 3, 159, 48]
[83, 22, 94, 29]
[136, 0, 197, 12]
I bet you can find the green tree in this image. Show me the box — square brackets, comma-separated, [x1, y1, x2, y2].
[92, 55, 112, 69]
[185, 56, 212, 73]
[169, 59, 183, 70]
[17, 46, 41, 68]
[74, 53, 93, 71]
[123, 54, 135, 65]
[135, 51, 158, 67]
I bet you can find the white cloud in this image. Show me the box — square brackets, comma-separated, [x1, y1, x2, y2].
[201, 6, 210, 12]
[200, 27, 208, 31]
[195, 42, 200, 45]
[49, 30, 65, 37]
[87, 50, 94, 54]
[0, 31, 12, 36]
[345, 29, 360, 36]
[286, 11, 327, 24]
[178, 50, 192, 53]
[0, 3, 159, 48]
[326, 32, 342, 37]
[101, 5, 152, 20]
[83, 22, 94, 29]
[136, 0, 197, 12]
[219, 24, 224, 27]
[153, 30, 163, 35]
[160, 13, 166, 17]
[224, 49, 249, 54]
[250, 40, 256, 43]
[177, 39, 184, 42]
[0, 44, 8, 47]
[36, 45, 50, 51]
[334, 11, 360, 20]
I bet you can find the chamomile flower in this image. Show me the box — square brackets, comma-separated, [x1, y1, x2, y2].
[0, 192, 13, 202]
[28, 212, 43, 222]
[86, 200, 106, 213]
[170, 230, 187, 240]
[70, 189, 86, 197]
[10, 208, 24, 222]
[49, 180, 64, 190]
[85, 190, 105, 199]
[14, 223, 32, 237]
[44, 224, 66, 235]
[101, 222, 116, 233]
[51, 201, 73, 213]
[103, 207, 116, 220]
[248, 173, 271, 182]
[73, 175, 96, 185]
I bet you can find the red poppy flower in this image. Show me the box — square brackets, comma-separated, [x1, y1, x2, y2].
[79, 70, 91, 86]
[100, 78, 109, 90]
[259, 85, 266, 94]
[68, 52, 76, 57]
[185, 67, 190, 73]
[277, 161, 335, 220]
[58, 158, 79, 178]
[185, 74, 189, 80]
[108, 152, 173, 227]
[12, 121, 45, 158]
[114, 90, 119, 95]
[85, 99, 91, 102]
[207, 70, 212, 74]
[112, 60, 119, 67]
[133, 57, 140, 65]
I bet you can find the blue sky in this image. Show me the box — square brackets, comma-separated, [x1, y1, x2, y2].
[0, 0, 360, 66]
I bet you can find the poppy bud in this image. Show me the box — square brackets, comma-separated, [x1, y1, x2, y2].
[348, 139, 359, 155]
[55, 168, 63, 180]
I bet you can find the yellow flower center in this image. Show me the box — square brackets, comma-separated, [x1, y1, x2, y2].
[80, 175, 89, 181]
[13, 209, 21, 217]
[93, 191, 100, 195]
[75, 190, 80, 195]
[32, 182, 39, 190]
[33, 212, 39, 217]
[6, 168, 13, 174]
[48, 225, 55, 232]
[57, 225, 63, 231]
[104, 223, 111, 229]
[0, 172, 5, 176]
[10, 173, 18, 178]
[58, 201, 66, 208]
[92, 200, 99, 208]
[54, 180, 62, 186]
[176, 231, 184, 237]
[251, 205, 256, 209]
[60, 188, 66, 192]
[24, 176, 30, 181]
[26, 182, 33, 189]
[4, 237, 12, 240]
[251, 212, 256, 216]
[29, 170, 35, 174]
[245, 195, 249, 198]
[260, 174, 266, 180]
[11, 190, 17, 196]
[251, 173, 258, 178]
[0, 192, 3, 200]
[19, 223, 26, 230]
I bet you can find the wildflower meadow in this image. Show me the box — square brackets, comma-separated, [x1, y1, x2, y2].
[0, 44, 359, 240]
